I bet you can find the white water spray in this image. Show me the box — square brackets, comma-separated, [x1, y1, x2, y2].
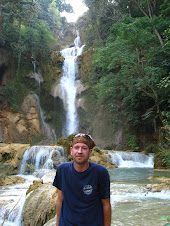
[107, 151, 154, 168]
[60, 33, 85, 136]
[20, 146, 66, 174]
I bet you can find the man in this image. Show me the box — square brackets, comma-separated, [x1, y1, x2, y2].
[53, 133, 111, 226]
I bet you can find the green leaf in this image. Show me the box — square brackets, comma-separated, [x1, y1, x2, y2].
[160, 216, 168, 220]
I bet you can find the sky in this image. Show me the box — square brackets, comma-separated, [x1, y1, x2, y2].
[60, 0, 88, 22]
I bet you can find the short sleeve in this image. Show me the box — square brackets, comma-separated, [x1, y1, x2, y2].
[99, 167, 110, 199]
[52, 167, 61, 190]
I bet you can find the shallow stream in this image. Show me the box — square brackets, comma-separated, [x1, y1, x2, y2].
[109, 168, 170, 226]
[0, 148, 170, 226]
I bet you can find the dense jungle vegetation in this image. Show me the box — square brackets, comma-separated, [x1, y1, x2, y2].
[0, 0, 72, 107]
[0, 0, 169, 167]
[78, 0, 170, 168]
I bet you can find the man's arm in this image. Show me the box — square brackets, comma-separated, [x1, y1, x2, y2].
[102, 198, 111, 226]
[56, 189, 63, 226]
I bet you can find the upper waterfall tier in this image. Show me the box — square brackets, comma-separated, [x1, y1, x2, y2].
[60, 34, 85, 136]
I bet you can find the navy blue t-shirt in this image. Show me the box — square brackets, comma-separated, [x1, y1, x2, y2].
[53, 161, 110, 226]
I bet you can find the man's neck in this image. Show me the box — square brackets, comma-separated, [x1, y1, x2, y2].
[73, 161, 89, 172]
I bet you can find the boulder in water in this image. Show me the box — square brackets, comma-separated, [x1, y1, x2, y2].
[22, 184, 57, 226]
[146, 183, 169, 192]
[26, 180, 43, 195]
[43, 216, 56, 226]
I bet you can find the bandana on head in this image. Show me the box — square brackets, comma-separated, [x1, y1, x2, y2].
[70, 133, 96, 149]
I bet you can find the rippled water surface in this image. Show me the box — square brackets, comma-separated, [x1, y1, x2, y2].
[109, 168, 170, 226]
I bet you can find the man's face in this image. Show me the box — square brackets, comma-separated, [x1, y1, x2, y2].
[70, 143, 92, 165]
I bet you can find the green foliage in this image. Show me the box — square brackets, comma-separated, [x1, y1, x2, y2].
[93, 147, 101, 153]
[91, 15, 169, 129]
[22, 134, 45, 145]
[160, 216, 170, 226]
[155, 150, 170, 169]
[145, 143, 159, 154]
[126, 134, 139, 151]
[24, 163, 35, 174]
[2, 78, 29, 111]
[56, 134, 75, 158]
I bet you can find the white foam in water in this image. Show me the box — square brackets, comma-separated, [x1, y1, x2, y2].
[107, 151, 154, 168]
[110, 183, 170, 208]
[0, 144, 64, 226]
[0, 181, 32, 226]
[20, 146, 66, 174]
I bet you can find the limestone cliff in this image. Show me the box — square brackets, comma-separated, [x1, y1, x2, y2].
[0, 143, 29, 177]
[0, 94, 42, 143]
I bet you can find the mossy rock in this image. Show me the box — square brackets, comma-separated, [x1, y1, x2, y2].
[56, 134, 75, 157]
[23, 184, 57, 226]
[26, 180, 43, 195]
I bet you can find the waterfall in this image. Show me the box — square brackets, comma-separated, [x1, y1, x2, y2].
[20, 146, 66, 174]
[107, 151, 154, 168]
[32, 60, 41, 90]
[60, 33, 85, 136]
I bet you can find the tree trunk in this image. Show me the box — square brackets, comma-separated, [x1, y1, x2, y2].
[95, 21, 102, 41]
[132, 0, 163, 46]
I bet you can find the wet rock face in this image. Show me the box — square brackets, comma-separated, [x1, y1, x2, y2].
[0, 48, 9, 86]
[0, 143, 29, 177]
[22, 184, 57, 226]
[0, 94, 42, 143]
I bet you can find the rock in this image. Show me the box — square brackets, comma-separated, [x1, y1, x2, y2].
[20, 94, 39, 114]
[43, 216, 56, 226]
[0, 100, 42, 143]
[146, 183, 169, 192]
[2, 175, 25, 185]
[147, 175, 170, 184]
[89, 149, 117, 168]
[0, 143, 29, 175]
[51, 51, 64, 64]
[22, 184, 57, 226]
[26, 180, 43, 195]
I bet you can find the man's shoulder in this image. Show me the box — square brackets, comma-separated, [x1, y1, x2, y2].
[57, 161, 72, 170]
[90, 162, 108, 172]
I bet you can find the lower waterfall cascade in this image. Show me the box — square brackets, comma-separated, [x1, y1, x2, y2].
[107, 151, 154, 168]
[0, 145, 67, 226]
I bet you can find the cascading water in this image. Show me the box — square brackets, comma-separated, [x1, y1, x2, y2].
[0, 146, 67, 225]
[107, 151, 154, 168]
[20, 146, 66, 174]
[60, 33, 85, 136]
[32, 60, 41, 94]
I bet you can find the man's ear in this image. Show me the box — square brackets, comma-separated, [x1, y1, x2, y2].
[89, 149, 93, 156]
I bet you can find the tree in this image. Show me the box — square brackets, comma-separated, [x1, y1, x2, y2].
[0, 0, 35, 30]
[91, 16, 169, 129]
